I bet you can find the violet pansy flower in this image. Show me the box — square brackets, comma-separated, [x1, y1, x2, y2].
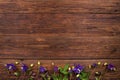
[54, 66, 59, 72]
[5, 64, 16, 70]
[72, 64, 84, 74]
[107, 64, 115, 71]
[21, 64, 28, 72]
[39, 66, 46, 73]
[92, 63, 97, 68]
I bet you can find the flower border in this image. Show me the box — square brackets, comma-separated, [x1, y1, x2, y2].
[4, 61, 117, 80]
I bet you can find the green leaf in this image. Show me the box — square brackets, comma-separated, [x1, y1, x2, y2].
[63, 76, 68, 80]
[51, 74, 58, 80]
[63, 71, 69, 75]
[81, 78, 89, 80]
[58, 74, 63, 80]
[63, 64, 69, 71]
[79, 71, 90, 80]
[95, 77, 101, 80]
[81, 72, 88, 78]
[43, 77, 47, 80]
[82, 71, 90, 77]
[59, 64, 69, 75]
[95, 77, 99, 80]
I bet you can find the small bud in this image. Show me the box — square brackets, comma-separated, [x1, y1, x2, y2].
[30, 64, 34, 67]
[37, 61, 40, 65]
[88, 65, 91, 69]
[14, 72, 20, 76]
[72, 66, 74, 69]
[68, 67, 71, 70]
[97, 62, 101, 65]
[52, 62, 54, 66]
[4, 64, 7, 66]
[104, 62, 108, 66]
[113, 68, 116, 71]
[95, 71, 101, 76]
[15, 62, 19, 65]
[76, 74, 80, 77]
[95, 72, 99, 74]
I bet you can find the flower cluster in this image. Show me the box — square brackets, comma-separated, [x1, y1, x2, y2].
[4, 61, 117, 80]
[89, 62, 117, 80]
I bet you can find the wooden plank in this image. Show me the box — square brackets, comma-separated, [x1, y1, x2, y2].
[0, 59, 120, 79]
[0, 35, 119, 46]
[0, 13, 119, 59]
[0, 48, 119, 59]
[0, 34, 119, 59]
[0, 0, 119, 13]
[0, 14, 120, 36]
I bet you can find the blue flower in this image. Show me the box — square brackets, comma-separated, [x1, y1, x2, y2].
[75, 64, 84, 70]
[39, 66, 46, 73]
[5, 64, 16, 70]
[54, 66, 58, 72]
[107, 64, 115, 71]
[21, 64, 28, 72]
[73, 64, 84, 74]
[92, 63, 97, 68]
[76, 78, 80, 80]
[73, 68, 81, 74]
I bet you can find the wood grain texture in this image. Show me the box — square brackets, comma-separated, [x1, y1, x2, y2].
[0, 0, 120, 79]
[0, 13, 119, 59]
[0, 59, 120, 80]
[0, 0, 120, 14]
[0, 35, 119, 59]
[0, 14, 120, 36]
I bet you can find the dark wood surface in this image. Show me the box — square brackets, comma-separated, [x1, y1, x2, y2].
[0, 0, 120, 14]
[0, 0, 120, 79]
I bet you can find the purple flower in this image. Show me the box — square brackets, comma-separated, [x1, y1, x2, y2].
[107, 64, 115, 71]
[5, 64, 16, 70]
[76, 78, 80, 80]
[73, 68, 81, 74]
[75, 64, 84, 70]
[39, 66, 46, 73]
[21, 64, 28, 72]
[54, 66, 59, 72]
[73, 64, 84, 74]
[92, 63, 97, 68]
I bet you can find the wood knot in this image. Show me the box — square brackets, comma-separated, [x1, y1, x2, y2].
[36, 38, 45, 42]
[111, 48, 117, 54]
[19, 58, 24, 61]
[114, 9, 118, 12]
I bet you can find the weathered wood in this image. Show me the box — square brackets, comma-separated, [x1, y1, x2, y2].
[0, 13, 119, 59]
[0, 0, 120, 14]
[0, 14, 120, 36]
[0, 0, 120, 79]
[0, 59, 120, 79]
[0, 35, 119, 59]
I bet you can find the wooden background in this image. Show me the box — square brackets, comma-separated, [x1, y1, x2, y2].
[0, 0, 120, 79]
